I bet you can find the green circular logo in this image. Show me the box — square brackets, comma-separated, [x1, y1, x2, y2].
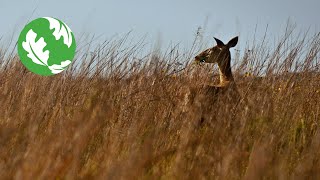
[17, 17, 76, 76]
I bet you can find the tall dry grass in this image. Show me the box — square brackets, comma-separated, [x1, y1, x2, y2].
[0, 28, 320, 179]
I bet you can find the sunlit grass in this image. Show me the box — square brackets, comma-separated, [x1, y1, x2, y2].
[0, 27, 319, 179]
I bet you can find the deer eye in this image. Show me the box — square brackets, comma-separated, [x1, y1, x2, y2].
[199, 57, 206, 62]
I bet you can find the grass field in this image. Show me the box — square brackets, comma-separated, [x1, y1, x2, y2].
[0, 28, 320, 179]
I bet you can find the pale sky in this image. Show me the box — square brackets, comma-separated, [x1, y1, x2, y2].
[1, 0, 319, 51]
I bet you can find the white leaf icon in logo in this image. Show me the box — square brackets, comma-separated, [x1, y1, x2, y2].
[22, 29, 71, 74]
[48, 60, 72, 74]
[44, 17, 73, 48]
[22, 29, 50, 66]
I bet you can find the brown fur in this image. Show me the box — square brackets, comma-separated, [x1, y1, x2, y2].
[194, 36, 238, 87]
[184, 36, 242, 125]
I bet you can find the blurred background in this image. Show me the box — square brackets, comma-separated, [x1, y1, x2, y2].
[1, 0, 319, 50]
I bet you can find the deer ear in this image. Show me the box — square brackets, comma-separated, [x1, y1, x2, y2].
[226, 36, 238, 48]
[214, 37, 225, 47]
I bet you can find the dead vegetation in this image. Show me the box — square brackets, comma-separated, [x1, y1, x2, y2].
[0, 28, 320, 179]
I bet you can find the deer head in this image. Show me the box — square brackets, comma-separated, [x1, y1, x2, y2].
[194, 36, 238, 86]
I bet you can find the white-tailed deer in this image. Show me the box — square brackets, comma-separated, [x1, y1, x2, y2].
[184, 37, 240, 109]
[194, 36, 238, 88]
[183, 36, 241, 126]
[180, 36, 245, 128]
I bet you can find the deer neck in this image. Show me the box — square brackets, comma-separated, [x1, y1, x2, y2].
[217, 59, 234, 86]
